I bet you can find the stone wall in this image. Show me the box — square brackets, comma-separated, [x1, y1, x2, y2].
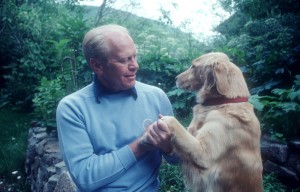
[261, 135, 300, 190]
[25, 127, 76, 192]
[25, 126, 300, 191]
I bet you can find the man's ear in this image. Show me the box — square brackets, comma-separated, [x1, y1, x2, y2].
[89, 58, 103, 75]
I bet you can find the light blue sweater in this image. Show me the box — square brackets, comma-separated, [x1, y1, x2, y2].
[56, 80, 175, 192]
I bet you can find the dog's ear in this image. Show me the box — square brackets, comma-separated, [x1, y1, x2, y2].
[213, 61, 230, 96]
[203, 66, 215, 91]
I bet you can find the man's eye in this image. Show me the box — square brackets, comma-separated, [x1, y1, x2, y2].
[117, 58, 127, 63]
[119, 59, 127, 63]
[117, 55, 136, 64]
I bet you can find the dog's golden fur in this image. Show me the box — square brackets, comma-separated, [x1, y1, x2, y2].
[161, 52, 263, 192]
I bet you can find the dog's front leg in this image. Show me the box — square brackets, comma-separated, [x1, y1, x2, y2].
[161, 116, 206, 163]
[187, 117, 204, 136]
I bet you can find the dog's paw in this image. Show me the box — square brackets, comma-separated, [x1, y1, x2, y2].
[161, 116, 176, 123]
[160, 116, 180, 132]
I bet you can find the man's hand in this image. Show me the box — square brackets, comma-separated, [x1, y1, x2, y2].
[129, 115, 173, 158]
[146, 115, 173, 154]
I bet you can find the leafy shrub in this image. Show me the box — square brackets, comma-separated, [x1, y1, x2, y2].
[159, 162, 185, 192]
[250, 75, 300, 139]
[167, 88, 195, 117]
[31, 6, 91, 128]
[0, 2, 58, 109]
[0, 0, 87, 110]
[138, 46, 196, 117]
[263, 173, 286, 192]
[32, 77, 65, 128]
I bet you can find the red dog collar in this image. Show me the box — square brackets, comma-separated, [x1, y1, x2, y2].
[202, 97, 248, 106]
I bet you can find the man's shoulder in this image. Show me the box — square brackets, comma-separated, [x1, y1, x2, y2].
[135, 81, 164, 94]
[59, 83, 94, 104]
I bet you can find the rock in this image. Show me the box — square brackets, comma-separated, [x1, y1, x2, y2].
[42, 153, 63, 167]
[46, 166, 56, 176]
[54, 171, 77, 192]
[32, 127, 47, 134]
[55, 161, 67, 175]
[263, 160, 299, 187]
[44, 140, 60, 153]
[261, 139, 288, 163]
[35, 138, 47, 155]
[33, 132, 48, 141]
[25, 127, 76, 192]
[286, 153, 300, 174]
[289, 138, 300, 152]
[43, 174, 59, 192]
[25, 132, 38, 175]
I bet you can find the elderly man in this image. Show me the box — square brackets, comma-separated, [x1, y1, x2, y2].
[56, 24, 177, 191]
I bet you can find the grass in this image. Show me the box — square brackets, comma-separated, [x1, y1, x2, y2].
[159, 161, 186, 192]
[0, 108, 32, 191]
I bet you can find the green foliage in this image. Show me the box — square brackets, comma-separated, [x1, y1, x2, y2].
[30, 10, 92, 127]
[32, 77, 65, 128]
[167, 88, 195, 117]
[215, 0, 300, 140]
[216, 0, 300, 95]
[1, 1, 55, 109]
[138, 52, 195, 116]
[134, 28, 200, 116]
[1, 0, 299, 189]
[138, 52, 182, 92]
[250, 75, 300, 139]
[0, 0, 87, 110]
[0, 108, 31, 191]
[159, 162, 185, 192]
[263, 173, 286, 192]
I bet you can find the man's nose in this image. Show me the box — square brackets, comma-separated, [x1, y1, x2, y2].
[128, 58, 139, 70]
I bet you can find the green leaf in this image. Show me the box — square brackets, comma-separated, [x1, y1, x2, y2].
[249, 95, 265, 111]
[167, 88, 186, 97]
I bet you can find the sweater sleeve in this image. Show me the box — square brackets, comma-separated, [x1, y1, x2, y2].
[56, 98, 137, 191]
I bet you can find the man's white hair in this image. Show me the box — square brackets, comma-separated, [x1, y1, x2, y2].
[82, 24, 130, 65]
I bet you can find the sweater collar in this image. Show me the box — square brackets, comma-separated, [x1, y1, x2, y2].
[93, 74, 138, 103]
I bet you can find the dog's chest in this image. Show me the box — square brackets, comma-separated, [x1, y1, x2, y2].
[181, 161, 217, 192]
[188, 105, 224, 135]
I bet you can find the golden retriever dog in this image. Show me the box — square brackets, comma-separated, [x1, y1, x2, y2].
[161, 52, 263, 192]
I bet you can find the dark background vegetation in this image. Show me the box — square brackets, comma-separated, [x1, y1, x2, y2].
[0, 0, 299, 191]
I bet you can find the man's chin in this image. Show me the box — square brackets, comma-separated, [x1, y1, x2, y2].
[122, 81, 135, 90]
[128, 81, 136, 88]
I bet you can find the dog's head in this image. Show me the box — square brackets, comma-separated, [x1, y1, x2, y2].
[176, 52, 250, 102]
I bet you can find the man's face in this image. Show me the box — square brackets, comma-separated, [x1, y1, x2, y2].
[95, 34, 139, 91]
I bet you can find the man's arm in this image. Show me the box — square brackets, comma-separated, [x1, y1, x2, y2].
[56, 99, 143, 191]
